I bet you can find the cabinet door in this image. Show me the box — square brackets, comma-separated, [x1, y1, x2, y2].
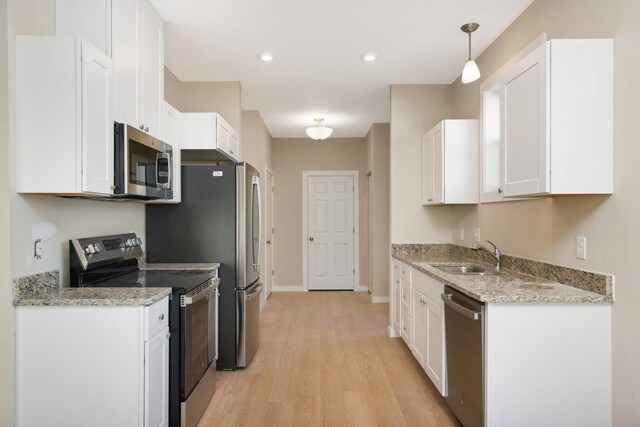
[227, 129, 240, 160]
[392, 260, 401, 333]
[81, 40, 114, 195]
[411, 289, 428, 367]
[139, 0, 164, 137]
[425, 298, 445, 395]
[162, 102, 181, 203]
[145, 326, 169, 427]
[431, 125, 444, 204]
[421, 134, 433, 204]
[112, 0, 140, 127]
[502, 43, 549, 197]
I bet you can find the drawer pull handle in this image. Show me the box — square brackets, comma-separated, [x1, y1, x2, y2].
[159, 313, 165, 320]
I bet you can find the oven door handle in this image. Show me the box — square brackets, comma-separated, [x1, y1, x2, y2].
[182, 280, 219, 306]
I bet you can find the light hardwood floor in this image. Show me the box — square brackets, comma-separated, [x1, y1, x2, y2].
[199, 291, 460, 426]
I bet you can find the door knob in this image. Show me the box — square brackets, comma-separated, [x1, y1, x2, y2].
[309, 237, 314, 242]
[267, 240, 271, 244]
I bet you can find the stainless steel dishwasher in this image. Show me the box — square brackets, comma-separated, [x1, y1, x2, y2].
[442, 286, 485, 427]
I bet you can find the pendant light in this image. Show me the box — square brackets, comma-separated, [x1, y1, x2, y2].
[461, 23, 481, 84]
[305, 118, 333, 141]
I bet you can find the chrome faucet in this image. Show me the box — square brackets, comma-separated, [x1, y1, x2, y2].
[472, 240, 501, 272]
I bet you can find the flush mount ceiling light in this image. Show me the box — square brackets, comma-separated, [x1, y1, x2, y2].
[460, 23, 481, 84]
[305, 118, 333, 141]
[260, 53, 273, 62]
[362, 54, 376, 62]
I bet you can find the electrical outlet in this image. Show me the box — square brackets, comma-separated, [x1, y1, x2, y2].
[474, 228, 481, 242]
[459, 228, 464, 241]
[34, 238, 42, 260]
[576, 236, 587, 260]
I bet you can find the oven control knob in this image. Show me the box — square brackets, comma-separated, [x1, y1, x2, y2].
[84, 246, 91, 254]
[136, 238, 143, 246]
[93, 245, 100, 253]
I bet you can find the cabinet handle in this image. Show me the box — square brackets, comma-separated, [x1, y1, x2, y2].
[145, 126, 149, 132]
[230, 150, 234, 154]
[159, 313, 165, 320]
[166, 331, 171, 339]
[498, 187, 504, 194]
[139, 124, 144, 130]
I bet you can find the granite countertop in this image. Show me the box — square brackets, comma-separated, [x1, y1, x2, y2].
[392, 246, 613, 304]
[12, 270, 171, 307]
[138, 261, 220, 271]
[14, 287, 172, 307]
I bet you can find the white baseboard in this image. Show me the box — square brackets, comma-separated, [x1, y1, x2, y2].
[357, 286, 369, 292]
[388, 325, 400, 338]
[372, 296, 390, 303]
[272, 285, 307, 292]
[260, 297, 267, 311]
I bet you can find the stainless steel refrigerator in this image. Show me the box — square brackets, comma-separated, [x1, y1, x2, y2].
[146, 162, 262, 370]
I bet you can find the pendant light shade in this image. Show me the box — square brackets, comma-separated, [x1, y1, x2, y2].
[461, 23, 480, 84]
[306, 118, 333, 141]
[462, 59, 481, 84]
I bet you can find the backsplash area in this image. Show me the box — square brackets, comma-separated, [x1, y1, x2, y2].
[12, 270, 59, 302]
[392, 244, 614, 297]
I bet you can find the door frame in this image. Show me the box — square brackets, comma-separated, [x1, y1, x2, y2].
[302, 171, 360, 292]
[264, 164, 274, 303]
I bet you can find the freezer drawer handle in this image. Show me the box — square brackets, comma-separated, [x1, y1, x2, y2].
[246, 285, 263, 300]
[441, 293, 482, 321]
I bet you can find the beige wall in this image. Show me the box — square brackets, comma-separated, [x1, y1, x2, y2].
[389, 85, 454, 244]
[366, 123, 390, 298]
[164, 67, 242, 132]
[241, 111, 273, 302]
[272, 138, 367, 287]
[447, 0, 640, 423]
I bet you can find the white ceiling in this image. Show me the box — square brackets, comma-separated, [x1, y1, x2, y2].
[151, 0, 534, 138]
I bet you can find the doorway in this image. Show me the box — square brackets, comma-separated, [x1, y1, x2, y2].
[303, 171, 359, 291]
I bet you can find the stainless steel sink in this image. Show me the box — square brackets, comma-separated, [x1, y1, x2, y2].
[432, 264, 497, 275]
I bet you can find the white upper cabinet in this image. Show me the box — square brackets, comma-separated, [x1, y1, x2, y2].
[481, 38, 613, 200]
[422, 120, 478, 205]
[16, 37, 114, 195]
[138, 1, 164, 137]
[181, 113, 241, 161]
[160, 101, 182, 203]
[56, 0, 165, 139]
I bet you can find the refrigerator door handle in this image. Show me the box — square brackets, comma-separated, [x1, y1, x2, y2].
[251, 176, 262, 273]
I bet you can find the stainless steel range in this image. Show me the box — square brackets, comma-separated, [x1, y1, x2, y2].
[69, 232, 218, 427]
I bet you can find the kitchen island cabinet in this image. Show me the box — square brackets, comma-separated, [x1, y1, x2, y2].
[15, 292, 170, 427]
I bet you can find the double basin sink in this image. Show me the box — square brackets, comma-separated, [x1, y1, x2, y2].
[432, 263, 499, 276]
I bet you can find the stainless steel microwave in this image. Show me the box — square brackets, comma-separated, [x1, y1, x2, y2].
[113, 123, 173, 200]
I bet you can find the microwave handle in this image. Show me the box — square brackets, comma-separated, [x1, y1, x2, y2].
[156, 152, 171, 190]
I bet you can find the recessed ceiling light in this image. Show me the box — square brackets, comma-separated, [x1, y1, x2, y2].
[260, 54, 273, 62]
[362, 54, 376, 62]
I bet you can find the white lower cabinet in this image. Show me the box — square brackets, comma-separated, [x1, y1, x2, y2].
[16, 297, 169, 427]
[391, 259, 401, 334]
[391, 259, 446, 396]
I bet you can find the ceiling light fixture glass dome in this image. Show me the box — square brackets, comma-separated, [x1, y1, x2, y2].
[306, 118, 333, 141]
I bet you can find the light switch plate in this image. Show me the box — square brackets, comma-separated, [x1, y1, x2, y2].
[576, 236, 587, 260]
[474, 228, 481, 242]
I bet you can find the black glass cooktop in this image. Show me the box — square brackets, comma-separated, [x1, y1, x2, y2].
[94, 269, 216, 293]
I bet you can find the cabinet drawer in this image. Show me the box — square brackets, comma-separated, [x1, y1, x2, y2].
[401, 280, 411, 311]
[144, 296, 169, 340]
[412, 269, 445, 308]
[401, 263, 411, 283]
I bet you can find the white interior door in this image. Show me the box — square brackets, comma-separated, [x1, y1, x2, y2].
[307, 174, 355, 290]
[265, 167, 274, 298]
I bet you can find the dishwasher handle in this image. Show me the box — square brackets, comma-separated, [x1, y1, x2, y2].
[441, 293, 482, 321]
